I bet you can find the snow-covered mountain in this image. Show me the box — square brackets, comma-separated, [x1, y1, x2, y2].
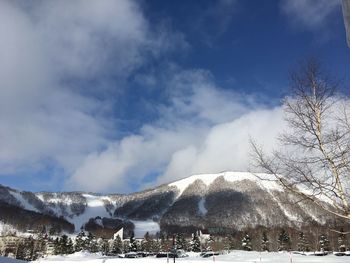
[0, 172, 345, 237]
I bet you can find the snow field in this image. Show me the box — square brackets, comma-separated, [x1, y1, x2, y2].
[169, 172, 283, 197]
[32, 251, 350, 263]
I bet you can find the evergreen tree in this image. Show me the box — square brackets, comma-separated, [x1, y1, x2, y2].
[141, 232, 152, 252]
[100, 239, 110, 255]
[151, 238, 161, 253]
[75, 230, 87, 251]
[319, 234, 330, 252]
[129, 233, 138, 252]
[241, 233, 252, 251]
[159, 232, 169, 251]
[123, 240, 130, 253]
[16, 239, 34, 261]
[297, 232, 309, 252]
[16, 240, 27, 260]
[191, 232, 201, 252]
[67, 237, 74, 254]
[261, 232, 269, 251]
[53, 237, 61, 255]
[277, 229, 291, 251]
[337, 228, 346, 252]
[60, 235, 68, 254]
[57, 235, 74, 255]
[176, 233, 188, 251]
[87, 232, 99, 253]
[111, 235, 123, 254]
[34, 230, 47, 258]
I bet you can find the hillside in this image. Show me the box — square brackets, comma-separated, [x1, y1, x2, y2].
[0, 172, 346, 237]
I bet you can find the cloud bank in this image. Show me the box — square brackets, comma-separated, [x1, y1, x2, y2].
[1, 0, 286, 193]
[68, 70, 286, 192]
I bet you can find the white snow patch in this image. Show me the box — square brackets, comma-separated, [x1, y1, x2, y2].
[198, 197, 207, 215]
[36, 193, 74, 205]
[68, 194, 112, 231]
[131, 220, 160, 238]
[9, 190, 39, 212]
[169, 171, 282, 197]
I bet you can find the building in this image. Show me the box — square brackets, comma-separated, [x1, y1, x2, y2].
[198, 230, 211, 244]
[113, 227, 124, 241]
[0, 235, 24, 258]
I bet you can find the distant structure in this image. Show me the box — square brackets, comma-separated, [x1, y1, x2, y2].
[197, 230, 211, 244]
[343, 0, 350, 47]
[113, 227, 124, 241]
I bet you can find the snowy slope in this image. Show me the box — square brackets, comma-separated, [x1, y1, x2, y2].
[169, 172, 283, 196]
[0, 171, 344, 235]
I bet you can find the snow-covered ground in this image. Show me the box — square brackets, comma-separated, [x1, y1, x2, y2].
[32, 251, 350, 263]
[0, 256, 26, 262]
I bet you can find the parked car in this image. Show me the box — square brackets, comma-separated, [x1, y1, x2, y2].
[125, 252, 139, 258]
[201, 251, 219, 258]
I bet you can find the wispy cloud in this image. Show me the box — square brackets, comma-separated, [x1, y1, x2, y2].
[280, 0, 341, 31]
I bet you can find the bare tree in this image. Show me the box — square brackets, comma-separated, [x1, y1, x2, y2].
[251, 58, 350, 221]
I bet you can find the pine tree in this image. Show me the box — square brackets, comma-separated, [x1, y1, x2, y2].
[241, 233, 252, 251]
[277, 229, 291, 251]
[87, 232, 99, 253]
[123, 240, 130, 253]
[297, 232, 309, 252]
[67, 237, 74, 254]
[53, 237, 61, 255]
[129, 233, 138, 252]
[338, 228, 346, 252]
[191, 232, 201, 252]
[34, 230, 47, 258]
[142, 232, 152, 252]
[111, 235, 123, 255]
[151, 238, 161, 253]
[58, 235, 73, 255]
[261, 232, 269, 251]
[159, 232, 169, 251]
[319, 234, 330, 252]
[16, 239, 33, 261]
[100, 239, 110, 255]
[176, 233, 188, 251]
[75, 230, 87, 252]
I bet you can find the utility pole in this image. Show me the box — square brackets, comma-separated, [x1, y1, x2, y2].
[172, 234, 176, 263]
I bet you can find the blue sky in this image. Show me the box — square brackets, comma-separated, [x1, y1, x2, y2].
[0, 0, 349, 193]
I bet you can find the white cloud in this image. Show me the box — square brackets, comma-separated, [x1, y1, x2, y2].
[280, 0, 340, 31]
[69, 69, 285, 192]
[1, 0, 286, 193]
[0, 0, 179, 178]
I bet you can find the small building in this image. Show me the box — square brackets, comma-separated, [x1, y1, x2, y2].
[113, 227, 124, 241]
[0, 235, 24, 258]
[198, 230, 211, 244]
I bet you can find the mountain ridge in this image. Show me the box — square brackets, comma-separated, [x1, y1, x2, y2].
[0, 172, 347, 237]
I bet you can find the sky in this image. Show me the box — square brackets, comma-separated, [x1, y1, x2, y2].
[0, 0, 349, 194]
